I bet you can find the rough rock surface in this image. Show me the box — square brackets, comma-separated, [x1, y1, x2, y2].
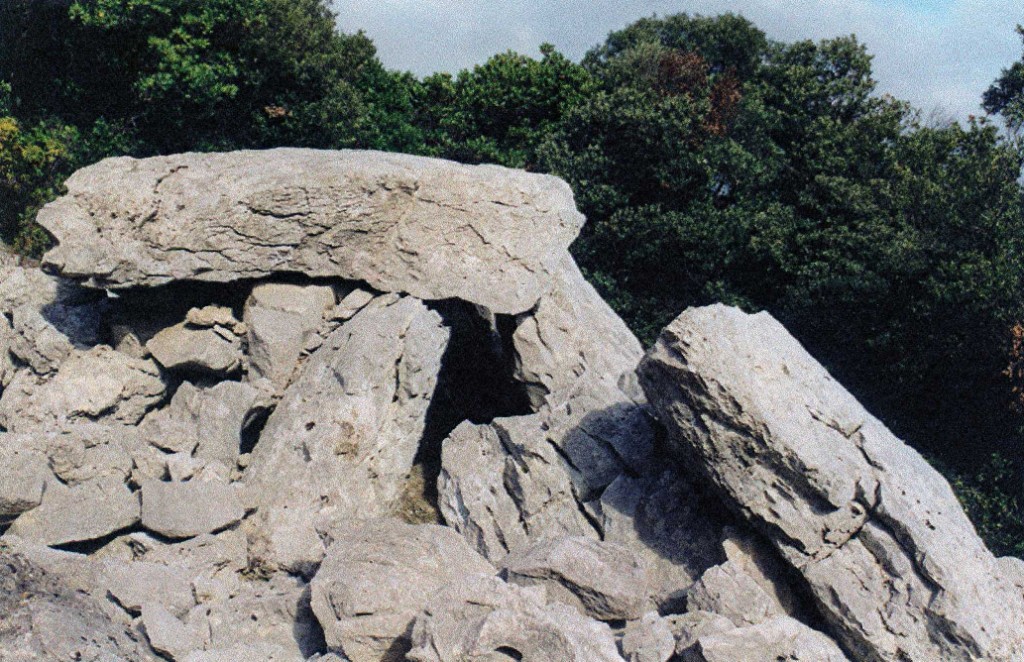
[140, 478, 245, 539]
[244, 282, 336, 389]
[3, 149, 1017, 662]
[640, 304, 1024, 662]
[310, 519, 495, 662]
[38, 149, 584, 314]
[408, 574, 624, 662]
[679, 616, 850, 662]
[244, 295, 448, 573]
[501, 536, 651, 621]
[0, 547, 158, 662]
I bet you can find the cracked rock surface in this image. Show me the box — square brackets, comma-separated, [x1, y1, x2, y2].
[0, 151, 1017, 662]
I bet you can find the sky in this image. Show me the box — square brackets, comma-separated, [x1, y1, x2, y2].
[332, 0, 1023, 122]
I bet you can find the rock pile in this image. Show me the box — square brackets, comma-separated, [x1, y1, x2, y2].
[1, 149, 1021, 661]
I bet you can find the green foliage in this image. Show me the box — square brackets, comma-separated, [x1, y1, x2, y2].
[418, 45, 595, 168]
[984, 25, 1024, 129]
[951, 454, 1024, 558]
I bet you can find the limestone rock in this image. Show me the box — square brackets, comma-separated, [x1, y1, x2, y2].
[244, 296, 448, 573]
[332, 287, 376, 321]
[139, 380, 265, 465]
[685, 562, 786, 628]
[438, 415, 600, 564]
[244, 282, 335, 389]
[0, 436, 47, 521]
[621, 612, 676, 662]
[181, 644, 304, 662]
[664, 612, 735, 657]
[0, 346, 165, 431]
[7, 475, 139, 546]
[639, 304, 1024, 662]
[679, 616, 849, 662]
[143, 601, 203, 660]
[310, 519, 495, 662]
[141, 479, 245, 539]
[598, 470, 725, 612]
[39, 149, 584, 315]
[408, 574, 624, 662]
[187, 573, 323, 659]
[0, 547, 158, 662]
[101, 558, 197, 616]
[501, 536, 651, 621]
[147, 322, 244, 375]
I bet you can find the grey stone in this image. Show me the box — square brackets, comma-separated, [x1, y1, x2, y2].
[39, 149, 584, 315]
[332, 287, 376, 321]
[598, 470, 725, 613]
[501, 536, 651, 621]
[664, 612, 735, 657]
[141, 479, 245, 539]
[101, 558, 197, 616]
[685, 563, 786, 628]
[408, 573, 624, 662]
[186, 573, 323, 660]
[310, 519, 495, 662]
[0, 547, 158, 662]
[679, 616, 849, 662]
[243, 282, 335, 389]
[438, 415, 599, 564]
[186, 305, 245, 332]
[0, 346, 166, 431]
[244, 296, 448, 573]
[621, 612, 676, 662]
[7, 475, 139, 546]
[139, 380, 264, 465]
[143, 601, 203, 660]
[181, 644, 303, 662]
[0, 435, 47, 520]
[639, 304, 1024, 662]
[147, 322, 244, 375]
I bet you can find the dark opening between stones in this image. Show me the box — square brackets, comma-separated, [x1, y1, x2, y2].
[396, 299, 533, 524]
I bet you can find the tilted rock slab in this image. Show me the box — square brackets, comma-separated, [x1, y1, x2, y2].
[244, 295, 448, 573]
[38, 148, 584, 315]
[639, 304, 1024, 662]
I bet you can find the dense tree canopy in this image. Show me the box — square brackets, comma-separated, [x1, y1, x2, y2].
[2, 3, 1024, 554]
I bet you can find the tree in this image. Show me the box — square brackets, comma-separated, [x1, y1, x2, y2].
[984, 25, 1024, 130]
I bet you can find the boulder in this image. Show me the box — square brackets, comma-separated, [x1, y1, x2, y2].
[598, 470, 725, 612]
[438, 415, 600, 564]
[0, 346, 166, 431]
[679, 616, 849, 662]
[500, 536, 651, 621]
[243, 282, 335, 389]
[141, 479, 245, 539]
[244, 295, 448, 573]
[147, 322, 244, 375]
[101, 558, 197, 616]
[620, 612, 676, 662]
[39, 149, 584, 315]
[0, 436, 47, 521]
[139, 380, 265, 465]
[639, 304, 1024, 662]
[310, 519, 495, 662]
[0, 547, 158, 661]
[408, 574, 624, 662]
[181, 644, 303, 662]
[7, 475, 139, 546]
[664, 611, 735, 658]
[143, 601, 204, 660]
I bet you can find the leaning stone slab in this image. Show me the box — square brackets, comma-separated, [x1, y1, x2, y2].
[639, 304, 1024, 662]
[244, 295, 448, 573]
[39, 149, 584, 315]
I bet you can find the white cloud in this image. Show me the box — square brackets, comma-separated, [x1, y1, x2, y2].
[333, 0, 1023, 119]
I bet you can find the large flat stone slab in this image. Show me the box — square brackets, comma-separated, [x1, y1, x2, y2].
[38, 149, 584, 315]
